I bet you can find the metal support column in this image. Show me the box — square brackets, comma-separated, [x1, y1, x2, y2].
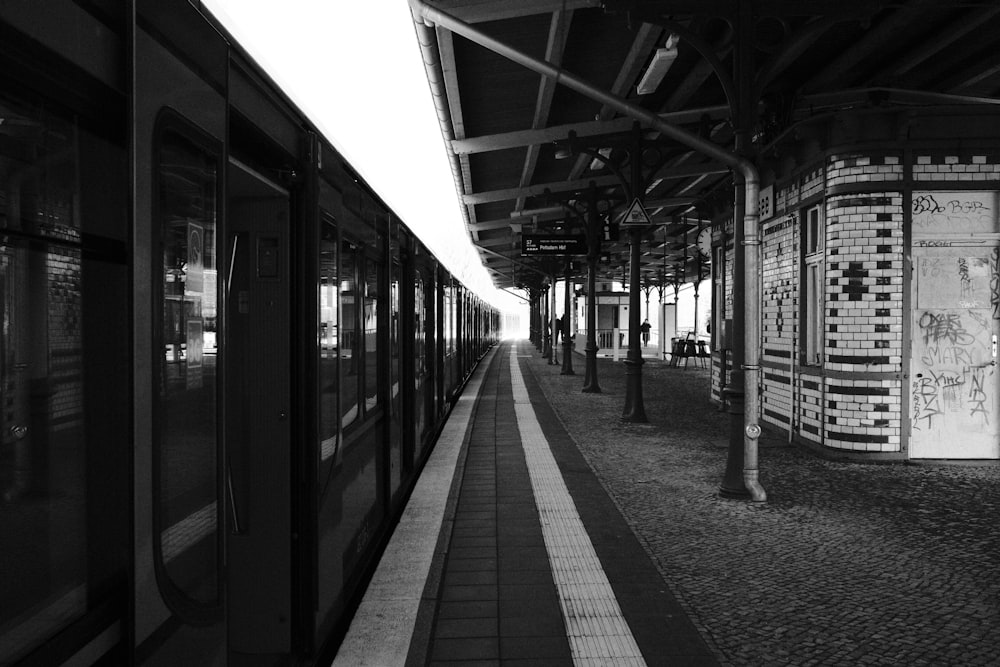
[549, 269, 559, 365]
[542, 284, 551, 357]
[561, 257, 575, 374]
[720, 0, 756, 498]
[583, 184, 601, 393]
[621, 125, 647, 422]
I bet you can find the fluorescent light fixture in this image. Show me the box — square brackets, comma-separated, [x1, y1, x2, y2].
[636, 35, 679, 95]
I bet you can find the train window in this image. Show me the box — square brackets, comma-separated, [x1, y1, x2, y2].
[448, 284, 456, 355]
[413, 275, 426, 440]
[0, 87, 128, 664]
[363, 257, 380, 413]
[153, 125, 221, 619]
[390, 262, 400, 417]
[319, 220, 338, 460]
[340, 239, 359, 428]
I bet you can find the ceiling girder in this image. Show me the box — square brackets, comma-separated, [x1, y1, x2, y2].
[448, 105, 731, 155]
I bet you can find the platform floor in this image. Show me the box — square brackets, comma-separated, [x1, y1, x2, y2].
[333, 339, 1000, 666]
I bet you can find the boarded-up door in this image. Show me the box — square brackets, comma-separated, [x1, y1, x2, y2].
[910, 191, 1000, 459]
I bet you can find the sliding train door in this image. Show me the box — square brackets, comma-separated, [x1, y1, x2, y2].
[224, 160, 293, 657]
[136, 3, 299, 664]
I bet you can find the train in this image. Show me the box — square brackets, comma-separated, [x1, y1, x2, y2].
[0, 1, 499, 665]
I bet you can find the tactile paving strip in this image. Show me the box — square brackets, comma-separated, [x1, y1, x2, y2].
[509, 347, 646, 667]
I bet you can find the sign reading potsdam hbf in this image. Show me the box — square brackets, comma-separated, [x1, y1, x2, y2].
[521, 234, 587, 255]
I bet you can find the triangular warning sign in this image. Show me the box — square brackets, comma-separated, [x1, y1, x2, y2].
[620, 198, 652, 227]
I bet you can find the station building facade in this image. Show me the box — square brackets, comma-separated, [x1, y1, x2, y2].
[710, 104, 1000, 461]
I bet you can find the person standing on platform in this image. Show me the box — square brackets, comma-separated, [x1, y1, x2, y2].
[640, 318, 651, 347]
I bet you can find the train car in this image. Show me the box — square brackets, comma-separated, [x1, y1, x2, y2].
[0, 2, 498, 666]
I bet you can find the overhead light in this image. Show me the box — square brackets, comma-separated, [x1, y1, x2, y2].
[636, 34, 679, 95]
[589, 147, 612, 171]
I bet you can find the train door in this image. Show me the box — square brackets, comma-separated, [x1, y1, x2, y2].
[388, 232, 403, 501]
[436, 270, 446, 416]
[134, 3, 229, 663]
[398, 233, 415, 475]
[224, 160, 293, 657]
[415, 261, 433, 457]
[909, 191, 1000, 459]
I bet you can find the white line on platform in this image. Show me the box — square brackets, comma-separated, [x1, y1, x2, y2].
[509, 345, 647, 667]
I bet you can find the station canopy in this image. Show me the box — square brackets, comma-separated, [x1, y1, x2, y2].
[411, 0, 1000, 292]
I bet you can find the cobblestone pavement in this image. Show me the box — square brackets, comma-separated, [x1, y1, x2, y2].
[523, 349, 1000, 666]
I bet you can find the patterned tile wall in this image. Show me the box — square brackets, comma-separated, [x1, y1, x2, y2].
[718, 148, 998, 456]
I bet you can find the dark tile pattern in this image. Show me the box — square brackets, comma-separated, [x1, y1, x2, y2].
[416, 342, 720, 666]
[425, 348, 571, 665]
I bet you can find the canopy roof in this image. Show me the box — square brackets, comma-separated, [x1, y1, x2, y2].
[412, 0, 1000, 291]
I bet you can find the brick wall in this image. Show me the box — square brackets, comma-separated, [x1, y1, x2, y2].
[913, 152, 1000, 181]
[711, 220, 735, 405]
[760, 213, 796, 431]
[754, 153, 908, 455]
[822, 189, 904, 452]
[709, 110, 1000, 459]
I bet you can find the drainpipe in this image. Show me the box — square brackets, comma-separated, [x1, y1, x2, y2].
[409, 0, 766, 501]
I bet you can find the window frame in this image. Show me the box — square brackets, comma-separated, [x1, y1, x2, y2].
[150, 108, 225, 625]
[801, 203, 825, 367]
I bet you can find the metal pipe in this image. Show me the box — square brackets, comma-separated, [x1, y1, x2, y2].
[409, 0, 765, 500]
[410, 9, 475, 242]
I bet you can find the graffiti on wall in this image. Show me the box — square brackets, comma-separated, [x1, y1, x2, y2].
[992, 247, 1000, 319]
[910, 192, 999, 456]
[911, 251, 996, 433]
[913, 191, 995, 234]
[911, 308, 992, 431]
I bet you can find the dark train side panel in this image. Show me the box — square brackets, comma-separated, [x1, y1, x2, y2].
[0, 1, 499, 666]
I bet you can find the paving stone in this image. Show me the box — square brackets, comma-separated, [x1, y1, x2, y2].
[525, 348, 1000, 667]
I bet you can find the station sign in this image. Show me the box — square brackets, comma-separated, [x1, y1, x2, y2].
[521, 234, 587, 256]
[619, 198, 653, 227]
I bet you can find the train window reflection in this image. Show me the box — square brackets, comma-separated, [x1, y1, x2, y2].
[320, 221, 338, 460]
[154, 128, 221, 619]
[0, 91, 128, 664]
[340, 240, 359, 429]
[390, 263, 400, 416]
[364, 258, 379, 413]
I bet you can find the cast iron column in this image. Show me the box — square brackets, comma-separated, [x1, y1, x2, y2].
[720, 0, 752, 497]
[621, 225, 648, 421]
[621, 125, 647, 422]
[542, 284, 551, 358]
[582, 184, 601, 392]
[561, 256, 575, 374]
[549, 270, 559, 365]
